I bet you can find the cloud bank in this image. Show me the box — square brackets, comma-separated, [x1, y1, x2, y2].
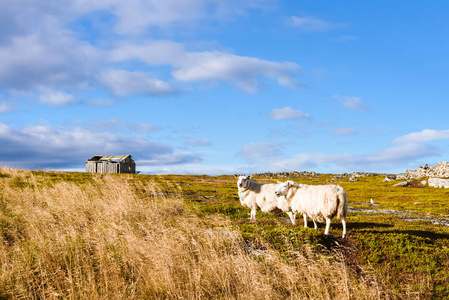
[0, 123, 200, 170]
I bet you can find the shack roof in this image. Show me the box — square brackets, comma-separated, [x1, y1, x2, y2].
[86, 155, 133, 163]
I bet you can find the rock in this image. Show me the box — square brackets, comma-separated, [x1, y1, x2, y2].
[396, 173, 411, 180]
[428, 177, 449, 188]
[420, 180, 428, 186]
[404, 161, 449, 179]
[253, 171, 320, 178]
[382, 175, 396, 182]
[393, 180, 412, 187]
[351, 172, 382, 178]
[333, 173, 349, 180]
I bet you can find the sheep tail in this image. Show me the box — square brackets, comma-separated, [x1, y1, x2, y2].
[337, 189, 348, 219]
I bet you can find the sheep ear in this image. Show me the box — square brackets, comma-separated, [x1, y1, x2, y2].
[247, 175, 252, 179]
[233, 174, 238, 178]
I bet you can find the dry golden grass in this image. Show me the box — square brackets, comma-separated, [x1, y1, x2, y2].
[0, 168, 389, 299]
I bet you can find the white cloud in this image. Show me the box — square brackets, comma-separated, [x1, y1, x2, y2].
[109, 40, 185, 65]
[0, 2, 301, 103]
[0, 34, 101, 90]
[38, 88, 75, 106]
[270, 106, 311, 120]
[99, 70, 178, 96]
[365, 143, 437, 164]
[270, 152, 356, 172]
[333, 127, 358, 136]
[334, 95, 367, 111]
[238, 142, 282, 162]
[392, 129, 449, 145]
[173, 52, 302, 92]
[185, 138, 212, 147]
[289, 16, 343, 32]
[268, 143, 438, 173]
[111, 42, 302, 92]
[89, 118, 162, 133]
[85, 99, 116, 107]
[0, 101, 18, 113]
[72, 0, 273, 35]
[137, 152, 202, 166]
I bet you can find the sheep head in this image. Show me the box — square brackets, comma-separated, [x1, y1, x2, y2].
[235, 174, 251, 189]
[275, 181, 292, 197]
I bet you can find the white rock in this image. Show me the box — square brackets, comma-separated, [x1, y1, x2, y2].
[393, 180, 412, 187]
[428, 177, 449, 188]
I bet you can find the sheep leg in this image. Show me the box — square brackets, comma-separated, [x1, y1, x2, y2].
[303, 214, 308, 228]
[250, 209, 257, 221]
[341, 218, 347, 238]
[313, 219, 318, 230]
[324, 218, 331, 235]
[287, 211, 296, 225]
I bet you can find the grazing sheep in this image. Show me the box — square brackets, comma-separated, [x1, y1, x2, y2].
[275, 181, 348, 238]
[234, 174, 296, 224]
[276, 182, 313, 229]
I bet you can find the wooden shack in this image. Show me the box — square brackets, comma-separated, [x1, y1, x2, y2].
[86, 155, 136, 174]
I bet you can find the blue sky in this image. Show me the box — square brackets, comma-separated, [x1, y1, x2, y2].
[1, 0, 449, 175]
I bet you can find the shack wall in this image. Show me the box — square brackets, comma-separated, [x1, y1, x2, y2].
[86, 160, 136, 174]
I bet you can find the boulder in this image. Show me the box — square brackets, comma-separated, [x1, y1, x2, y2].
[405, 162, 449, 179]
[383, 175, 396, 182]
[393, 180, 412, 187]
[428, 177, 449, 188]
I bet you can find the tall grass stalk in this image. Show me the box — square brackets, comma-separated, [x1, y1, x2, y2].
[0, 168, 387, 299]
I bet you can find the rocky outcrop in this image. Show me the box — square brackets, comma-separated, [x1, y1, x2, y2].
[254, 171, 320, 179]
[334, 172, 382, 181]
[393, 162, 449, 188]
[428, 178, 449, 188]
[398, 162, 449, 179]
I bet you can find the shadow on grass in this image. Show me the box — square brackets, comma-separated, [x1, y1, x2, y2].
[363, 229, 449, 240]
[347, 222, 395, 230]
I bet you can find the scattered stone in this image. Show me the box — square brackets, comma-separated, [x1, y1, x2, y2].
[333, 173, 349, 180]
[428, 177, 449, 188]
[393, 180, 412, 187]
[351, 172, 382, 178]
[420, 180, 428, 186]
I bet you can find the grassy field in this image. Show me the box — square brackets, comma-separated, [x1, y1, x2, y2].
[0, 168, 448, 299]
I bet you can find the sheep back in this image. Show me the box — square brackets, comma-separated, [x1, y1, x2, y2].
[292, 184, 347, 223]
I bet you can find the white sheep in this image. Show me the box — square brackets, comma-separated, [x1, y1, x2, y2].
[234, 174, 296, 224]
[275, 182, 313, 228]
[275, 181, 348, 238]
